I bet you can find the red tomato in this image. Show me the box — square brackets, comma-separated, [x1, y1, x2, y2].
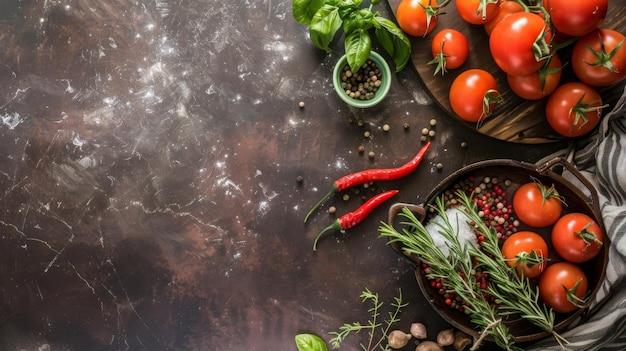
[552, 213, 604, 263]
[513, 181, 563, 227]
[456, 0, 500, 25]
[545, 82, 605, 138]
[489, 12, 551, 76]
[501, 231, 549, 278]
[539, 262, 589, 313]
[484, 1, 524, 36]
[449, 69, 502, 122]
[396, 0, 442, 37]
[429, 29, 470, 74]
[507, 54, 562, 100]
[572, 29, 626, 87]
[546, 0, 607, 37]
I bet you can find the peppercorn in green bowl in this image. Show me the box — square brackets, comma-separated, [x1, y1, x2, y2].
[333, 51, 391, 108]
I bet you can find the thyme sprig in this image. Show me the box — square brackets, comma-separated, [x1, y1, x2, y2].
[379, 196, 520, 351]
[329, 288, 408, 351]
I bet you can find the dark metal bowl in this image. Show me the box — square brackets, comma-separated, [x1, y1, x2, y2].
[387, 158, 609, 343]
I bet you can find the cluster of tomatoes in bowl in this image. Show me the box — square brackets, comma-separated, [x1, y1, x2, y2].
[395, 0, 626, 138]
[503, 180, 604, 313]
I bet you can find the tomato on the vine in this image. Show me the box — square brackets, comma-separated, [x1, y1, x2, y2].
[545, 82, 605, 138]
[501, 231, 549, 279]
[552, 213, 604, 263]
[507, 54, 562, 100]
[489, 12, 551, 76]
[539, 262, 589, 313]
[545, 0, 607, 37]
[572, 29, 626, 87]
[512, 181, 563, 227]
[449, 69, 502, 122]
[456, 0, 500, 25]
[429, 29, 469, 75]
[484, 0, 524, 36]
[396, 0, 444, 37]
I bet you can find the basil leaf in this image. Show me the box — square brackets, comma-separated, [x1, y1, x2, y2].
[345, 29, 372, 73]
[295, 333, 329, 351]
[309, 4, 343, 53]
[342, 8, 375, 34]
[331, 0, 362, 7]
[326, 0, 346, 6]
[292, 0, 326, 25]
[375, 17, 411, 72]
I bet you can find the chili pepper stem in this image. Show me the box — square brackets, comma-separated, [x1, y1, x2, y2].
[304, 186, 338, 223]
[313, 220, 342, 251]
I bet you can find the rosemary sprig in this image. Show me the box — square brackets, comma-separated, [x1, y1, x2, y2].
[379, 197, 520, 351]
[454, 190, 568, 347]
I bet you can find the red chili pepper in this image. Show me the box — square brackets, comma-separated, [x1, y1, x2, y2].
[312, 189, 399, 251]
[304, 142, 431, 223]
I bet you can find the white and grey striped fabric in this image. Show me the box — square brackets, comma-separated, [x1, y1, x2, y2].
[528, 88, 626, 350]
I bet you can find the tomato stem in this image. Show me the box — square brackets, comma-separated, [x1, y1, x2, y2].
[575, 222, 604, 248]
[481, 89, 503, 121]
[421, 0, 451, 37]
[530, 177, 565, 208]
[585, 31, 626, 73]
[513, 249, 548, 270]
[568, 93, 609, 133]
[428, 39, 449, 75]
[537, 56, 562, 92]
[477, 0, 499, 21]
[532, 26, 553, 63]
[564, 277, 589, 308]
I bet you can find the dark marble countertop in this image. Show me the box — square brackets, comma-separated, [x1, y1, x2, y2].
[0, 1, 570, 350]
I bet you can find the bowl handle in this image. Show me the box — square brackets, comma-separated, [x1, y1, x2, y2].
[387, 202, 426, 226]
[387, 203, 426, 257]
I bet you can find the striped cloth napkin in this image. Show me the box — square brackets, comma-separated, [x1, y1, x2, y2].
[528, 88, 626, 351]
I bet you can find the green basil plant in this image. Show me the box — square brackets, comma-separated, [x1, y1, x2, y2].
[292, 0, 411, 73]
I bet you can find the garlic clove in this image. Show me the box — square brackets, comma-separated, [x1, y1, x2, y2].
[436, 328, 455, 347]
[388, 329, 412, 349]
[410, 322, 428, 339]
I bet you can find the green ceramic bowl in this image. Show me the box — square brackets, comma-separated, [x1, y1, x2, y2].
[333, 51, 392, 108]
